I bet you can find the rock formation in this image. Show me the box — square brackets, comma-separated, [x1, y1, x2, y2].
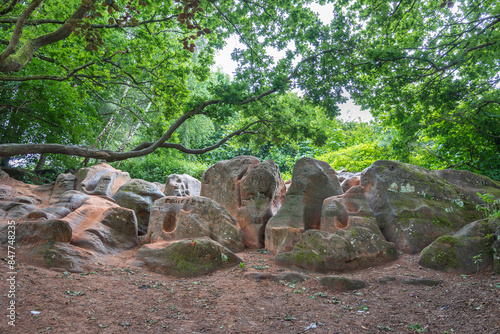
[265, 157, 343, 254]
[75, 162, 130, 198]
[113, 179, 165, 235]
[201, 156, 285, 248]
[164, 174, 201, 197]
[360, 160, 499, 253]
[418, 219, 499, 274]
[146, 196, 244, 253]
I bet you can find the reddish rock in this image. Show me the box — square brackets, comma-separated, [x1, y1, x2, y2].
[147, 196, 243, 253]
[49, 173, 76, 205]
[113, 179, 165, 235]
[0, 219, 72, 245]
[265, 157, 343, 254]
[137, 237, 242, 277]
[59, 196, 138, 254]
[165, 174, 201, 197]
[201, 156, 285, 248]
[75, 162, 130, 198]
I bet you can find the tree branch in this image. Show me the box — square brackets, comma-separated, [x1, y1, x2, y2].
[0, 0, 43, 68]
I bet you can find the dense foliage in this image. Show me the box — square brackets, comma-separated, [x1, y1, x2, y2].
[0, 0, 498, 181]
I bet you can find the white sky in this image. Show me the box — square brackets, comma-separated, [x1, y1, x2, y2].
[212, 3, 373, 122]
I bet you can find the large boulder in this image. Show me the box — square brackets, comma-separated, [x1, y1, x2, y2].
[276, 228, 397, 273]
[201, 156, 285, 248]
[113, 179, 165, 235]
[164, 174, 201, 197]
[23, 241, 98, 273]
[337, 171, 362, 193]
[360, 160, 499, 254]
[0, 196, 39, 219]
[265, 157, 343, 254]
[21, 190, 89, 221]
[146, 196, 244, 253]
[0, 219, 72, 245]
[75, 162, 130, 198]
[60, 196, 138, 254]
[418, 219, 499, 273]
[137, 237, 242, 277]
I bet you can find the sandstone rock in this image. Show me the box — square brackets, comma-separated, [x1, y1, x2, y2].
[201, 156, 285, 248]
[165, 174, 201, 197]
[320, 276, 367, 292]
[0, 184, 15, 199]
[153, 182, 165, 194]
[265, 157, 343, 254]
[0, 219, 72, 245]
[275, 228, 397, 273]
[361, 160, 497, 254]
[271, 185, 397, 273]
[337, 172, 361, 193]
[113, 179, 165, 235]
[23, 241, 98, 273]
[49, 173, 76, 205]
[146, 196, 243, 253]
[0, 199, 38, 219]
[277, 271, 309, 283]
[321, 186, 380, 235]
[65, 199, 138, 254]
[418, 219, 498, 273]
[75, 162, 130, 198]
[21, 190, 89, 221]
[137, 237, 242, 277]
[433, 169, 500, 206]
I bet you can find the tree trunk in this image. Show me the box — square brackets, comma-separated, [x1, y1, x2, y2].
[34, 153, 46, 170]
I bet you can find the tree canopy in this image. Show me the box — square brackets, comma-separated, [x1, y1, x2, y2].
[0, 0, 499, 180]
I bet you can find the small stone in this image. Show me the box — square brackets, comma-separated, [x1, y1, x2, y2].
[320, 276, 367, 292]
[277, 271, 309, 283]
[243, 272, 276, 281]
[401, 277, 443, 286]
[378, 276, 397, 284]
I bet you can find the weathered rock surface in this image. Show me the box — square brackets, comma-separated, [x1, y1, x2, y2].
[320, 186, 379, 234]
[0, 219, 72, 245]
[265, 157, 343, 254]
[201, 156, 285, 248]
[23, 241, 98, 273]
[418, 219, 499, 273]
[75, 162, 130, 198]
[0, 197, 38, 219]
[270, 185, 397, 273]
[61, 196, 138, 254]
[137, 237, 242, 277]
[164, 174, 201, 197]
[146, 196, 243, 252]
[113, 179, 165, 235]
[337, 171, 362, 193]
[360, 160, 499, 254]
[493, 224, 500, 274]
[49, 173, 76, 205]
[276, 228, 397, 273]
[21, 190, 89, 221]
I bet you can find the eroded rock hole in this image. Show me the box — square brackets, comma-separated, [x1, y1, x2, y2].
[162, 211, 177, 233]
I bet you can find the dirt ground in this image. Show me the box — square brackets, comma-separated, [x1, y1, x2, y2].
[1, 247, 499, 334]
